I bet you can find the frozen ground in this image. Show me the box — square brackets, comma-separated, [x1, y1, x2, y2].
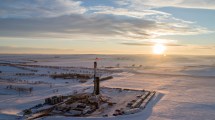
[0, 54, 215, 120]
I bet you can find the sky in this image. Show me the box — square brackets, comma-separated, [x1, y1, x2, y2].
[0, 0, 215, 55]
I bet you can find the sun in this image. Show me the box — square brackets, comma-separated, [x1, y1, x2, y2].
[153, 43, 166, 54]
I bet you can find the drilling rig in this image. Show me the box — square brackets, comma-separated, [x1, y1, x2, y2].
[93, 61, 100, 95]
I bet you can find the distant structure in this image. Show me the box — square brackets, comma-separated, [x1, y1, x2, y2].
[45, 96, 63, 105]
[93, 61, 100, 95]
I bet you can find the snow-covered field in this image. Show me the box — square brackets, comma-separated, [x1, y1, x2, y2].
[0, 54, 215, 120]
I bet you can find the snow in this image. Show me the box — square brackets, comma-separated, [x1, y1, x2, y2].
[0, 55, 215, 120]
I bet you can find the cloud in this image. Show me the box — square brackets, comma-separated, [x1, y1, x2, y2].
[116, 0, 215, 10]
[0, 14, 151, 40]
[0, 14, 210, 41]
[0, 46, 74, 54]
[0, 0, 86, 18]
[194, 45, 215, 49]
[89, 6, 170, 18]
[121, 42, 184, 46]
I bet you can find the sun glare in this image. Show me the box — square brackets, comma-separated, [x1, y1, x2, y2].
[153, 43, 166, 54]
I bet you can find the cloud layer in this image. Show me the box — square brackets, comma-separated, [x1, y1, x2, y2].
[0, 14, 210, 41]
[0, 0, 213, 50]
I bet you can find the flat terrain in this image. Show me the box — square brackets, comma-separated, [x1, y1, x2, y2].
[0, 54, 215, 120]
